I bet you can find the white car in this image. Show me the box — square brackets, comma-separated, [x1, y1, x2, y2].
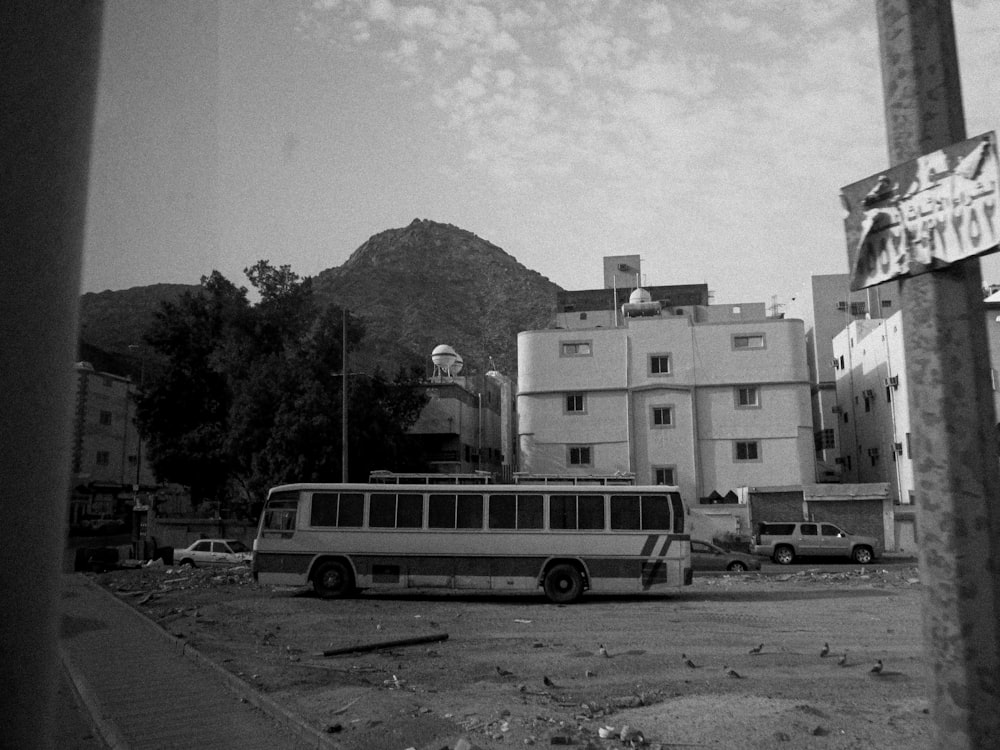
[174, 538, 251, 567]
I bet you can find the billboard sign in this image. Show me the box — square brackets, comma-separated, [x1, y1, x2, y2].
[842, 131, 999, 290]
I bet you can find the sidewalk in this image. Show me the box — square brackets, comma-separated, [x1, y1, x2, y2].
[59, 574, 336, 749]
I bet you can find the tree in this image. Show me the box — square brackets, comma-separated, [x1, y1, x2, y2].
[136, 262, 427, 513]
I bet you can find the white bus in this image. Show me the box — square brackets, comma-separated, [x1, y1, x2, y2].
[253, 483, 692, 603]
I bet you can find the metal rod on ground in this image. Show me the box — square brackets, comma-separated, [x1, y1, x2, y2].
[316, 632, 449, 657]
[875, 1, 1000, 746]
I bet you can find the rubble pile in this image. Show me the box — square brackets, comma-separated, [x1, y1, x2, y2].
[97, 563, 256, 597]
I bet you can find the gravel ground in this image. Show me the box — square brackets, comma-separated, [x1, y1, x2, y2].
[95, 564, 930, 750]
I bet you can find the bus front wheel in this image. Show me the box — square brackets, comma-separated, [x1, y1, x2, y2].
[543, 564, 584, 604]
[313, 560, 353, 599]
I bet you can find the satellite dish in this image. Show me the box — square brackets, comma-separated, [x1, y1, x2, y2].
[451, 353, 464, 375]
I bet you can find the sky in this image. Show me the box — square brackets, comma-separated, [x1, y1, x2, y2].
[82, 0, 999, 309]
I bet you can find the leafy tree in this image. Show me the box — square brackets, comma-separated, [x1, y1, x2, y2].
[136, 262, 427, 513]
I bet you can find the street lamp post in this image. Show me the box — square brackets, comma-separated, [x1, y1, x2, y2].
[128, 344, 145, 504]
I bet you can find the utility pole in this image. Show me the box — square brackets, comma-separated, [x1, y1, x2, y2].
[341, 307, 349, 482]
[875, 1, 1000, 746]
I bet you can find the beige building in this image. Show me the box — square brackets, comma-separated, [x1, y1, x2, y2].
[518, 265, 814, 504]
[69, 362, 156, 524]
[405, 346, 517, 479]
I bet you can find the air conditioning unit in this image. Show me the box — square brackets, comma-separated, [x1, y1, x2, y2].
[618, 263, 629, 271]
[894, 442, 904, 454]
[831, 405, 843, 413]
[836, 301, 847, 310]
[884, 375, 899, 388]
[863, 389, 875, 399]
[831, 359, 840, 369]
[867, 447, 879, 457]
[834, 457, 846, 465]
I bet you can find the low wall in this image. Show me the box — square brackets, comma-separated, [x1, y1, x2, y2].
[148, 518, 257, 551]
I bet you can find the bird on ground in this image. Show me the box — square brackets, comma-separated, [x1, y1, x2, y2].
[598, 644, 610, 658]
[871, 659, 884, 674]
[682, 654, 699, 669]
[543, 675, 555, 688]
[723, 666, 744, 678]
[495, 666, 513, 677]
[820, 642, 830, 657]
[838, 652, 848, 666]
[749, 643, 764, 654]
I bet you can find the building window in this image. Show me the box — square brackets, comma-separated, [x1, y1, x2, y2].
[850, 301, 867, 315]
[653, 466, 676, 485]
[869, 447, 880, 466]
[568, 445, 593, 467]
[734, 440, 760, 462]
[560, 341, 592, 357]
[99, 410, 112, 426]
[733, 334, 765, 350]
[649, 353, 672, 375]
[815, 429, 836, 451]
[736, 386, 760, 408]
[906, 432, 911, 458]
[579, 312, 587, 320]
[882, 299, 893, 308]
[565, 393, 586, 414]
[96, 451, 110, 466]
[651, 406, 674, 427]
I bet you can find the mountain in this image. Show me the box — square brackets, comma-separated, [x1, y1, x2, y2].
[77, 221, 561, 380]
[312, 219, 560, 377]
[78, 283, 196, 377]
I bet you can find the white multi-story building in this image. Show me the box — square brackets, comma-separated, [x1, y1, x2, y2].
[786, 274, 900, 481]
[831, 293, 1000, 549]
[517, 264, 815, 504]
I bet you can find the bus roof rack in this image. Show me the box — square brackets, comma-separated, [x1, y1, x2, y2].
[367, 470, 495, 484]
[511, 473, 636, 486]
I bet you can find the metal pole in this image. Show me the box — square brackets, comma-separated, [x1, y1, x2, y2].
[875, 2, 1000, 746]
[341, 307, 348, 482]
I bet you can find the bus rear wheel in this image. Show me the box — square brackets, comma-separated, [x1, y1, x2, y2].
[313, 560, 353, 599]
[543, 564, 584, 604]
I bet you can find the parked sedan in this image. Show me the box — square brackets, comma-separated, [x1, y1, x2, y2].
[691, 540, 762, 573]
[174, 538, 251, 567]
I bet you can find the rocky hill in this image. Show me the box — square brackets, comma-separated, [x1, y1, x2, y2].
[78, 220, 561, 380]
[311, 219, 559, 377]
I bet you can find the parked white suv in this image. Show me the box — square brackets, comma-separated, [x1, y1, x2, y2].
[752, 521, 879, 565]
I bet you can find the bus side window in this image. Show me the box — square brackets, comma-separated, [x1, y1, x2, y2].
[489, 494, 516, 529]
[397, 494, 423, 528]
[549, 494, 577, 529]
[578, 494, 605, 529]
[610, 495, 640, 529]
[640, 495, 671, 530]
[310, 493, 338, 527]
[338, 493, 364, 527]
[264, 508, 296, 531]
[456, 494, 483, 529]
[428, 494, 456, 528]
[517, 494, 543, 529]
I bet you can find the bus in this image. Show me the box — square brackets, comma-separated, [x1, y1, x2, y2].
[253, 483, 692, 603]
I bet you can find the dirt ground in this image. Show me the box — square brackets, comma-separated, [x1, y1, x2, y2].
[94, 564, 930, 750]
